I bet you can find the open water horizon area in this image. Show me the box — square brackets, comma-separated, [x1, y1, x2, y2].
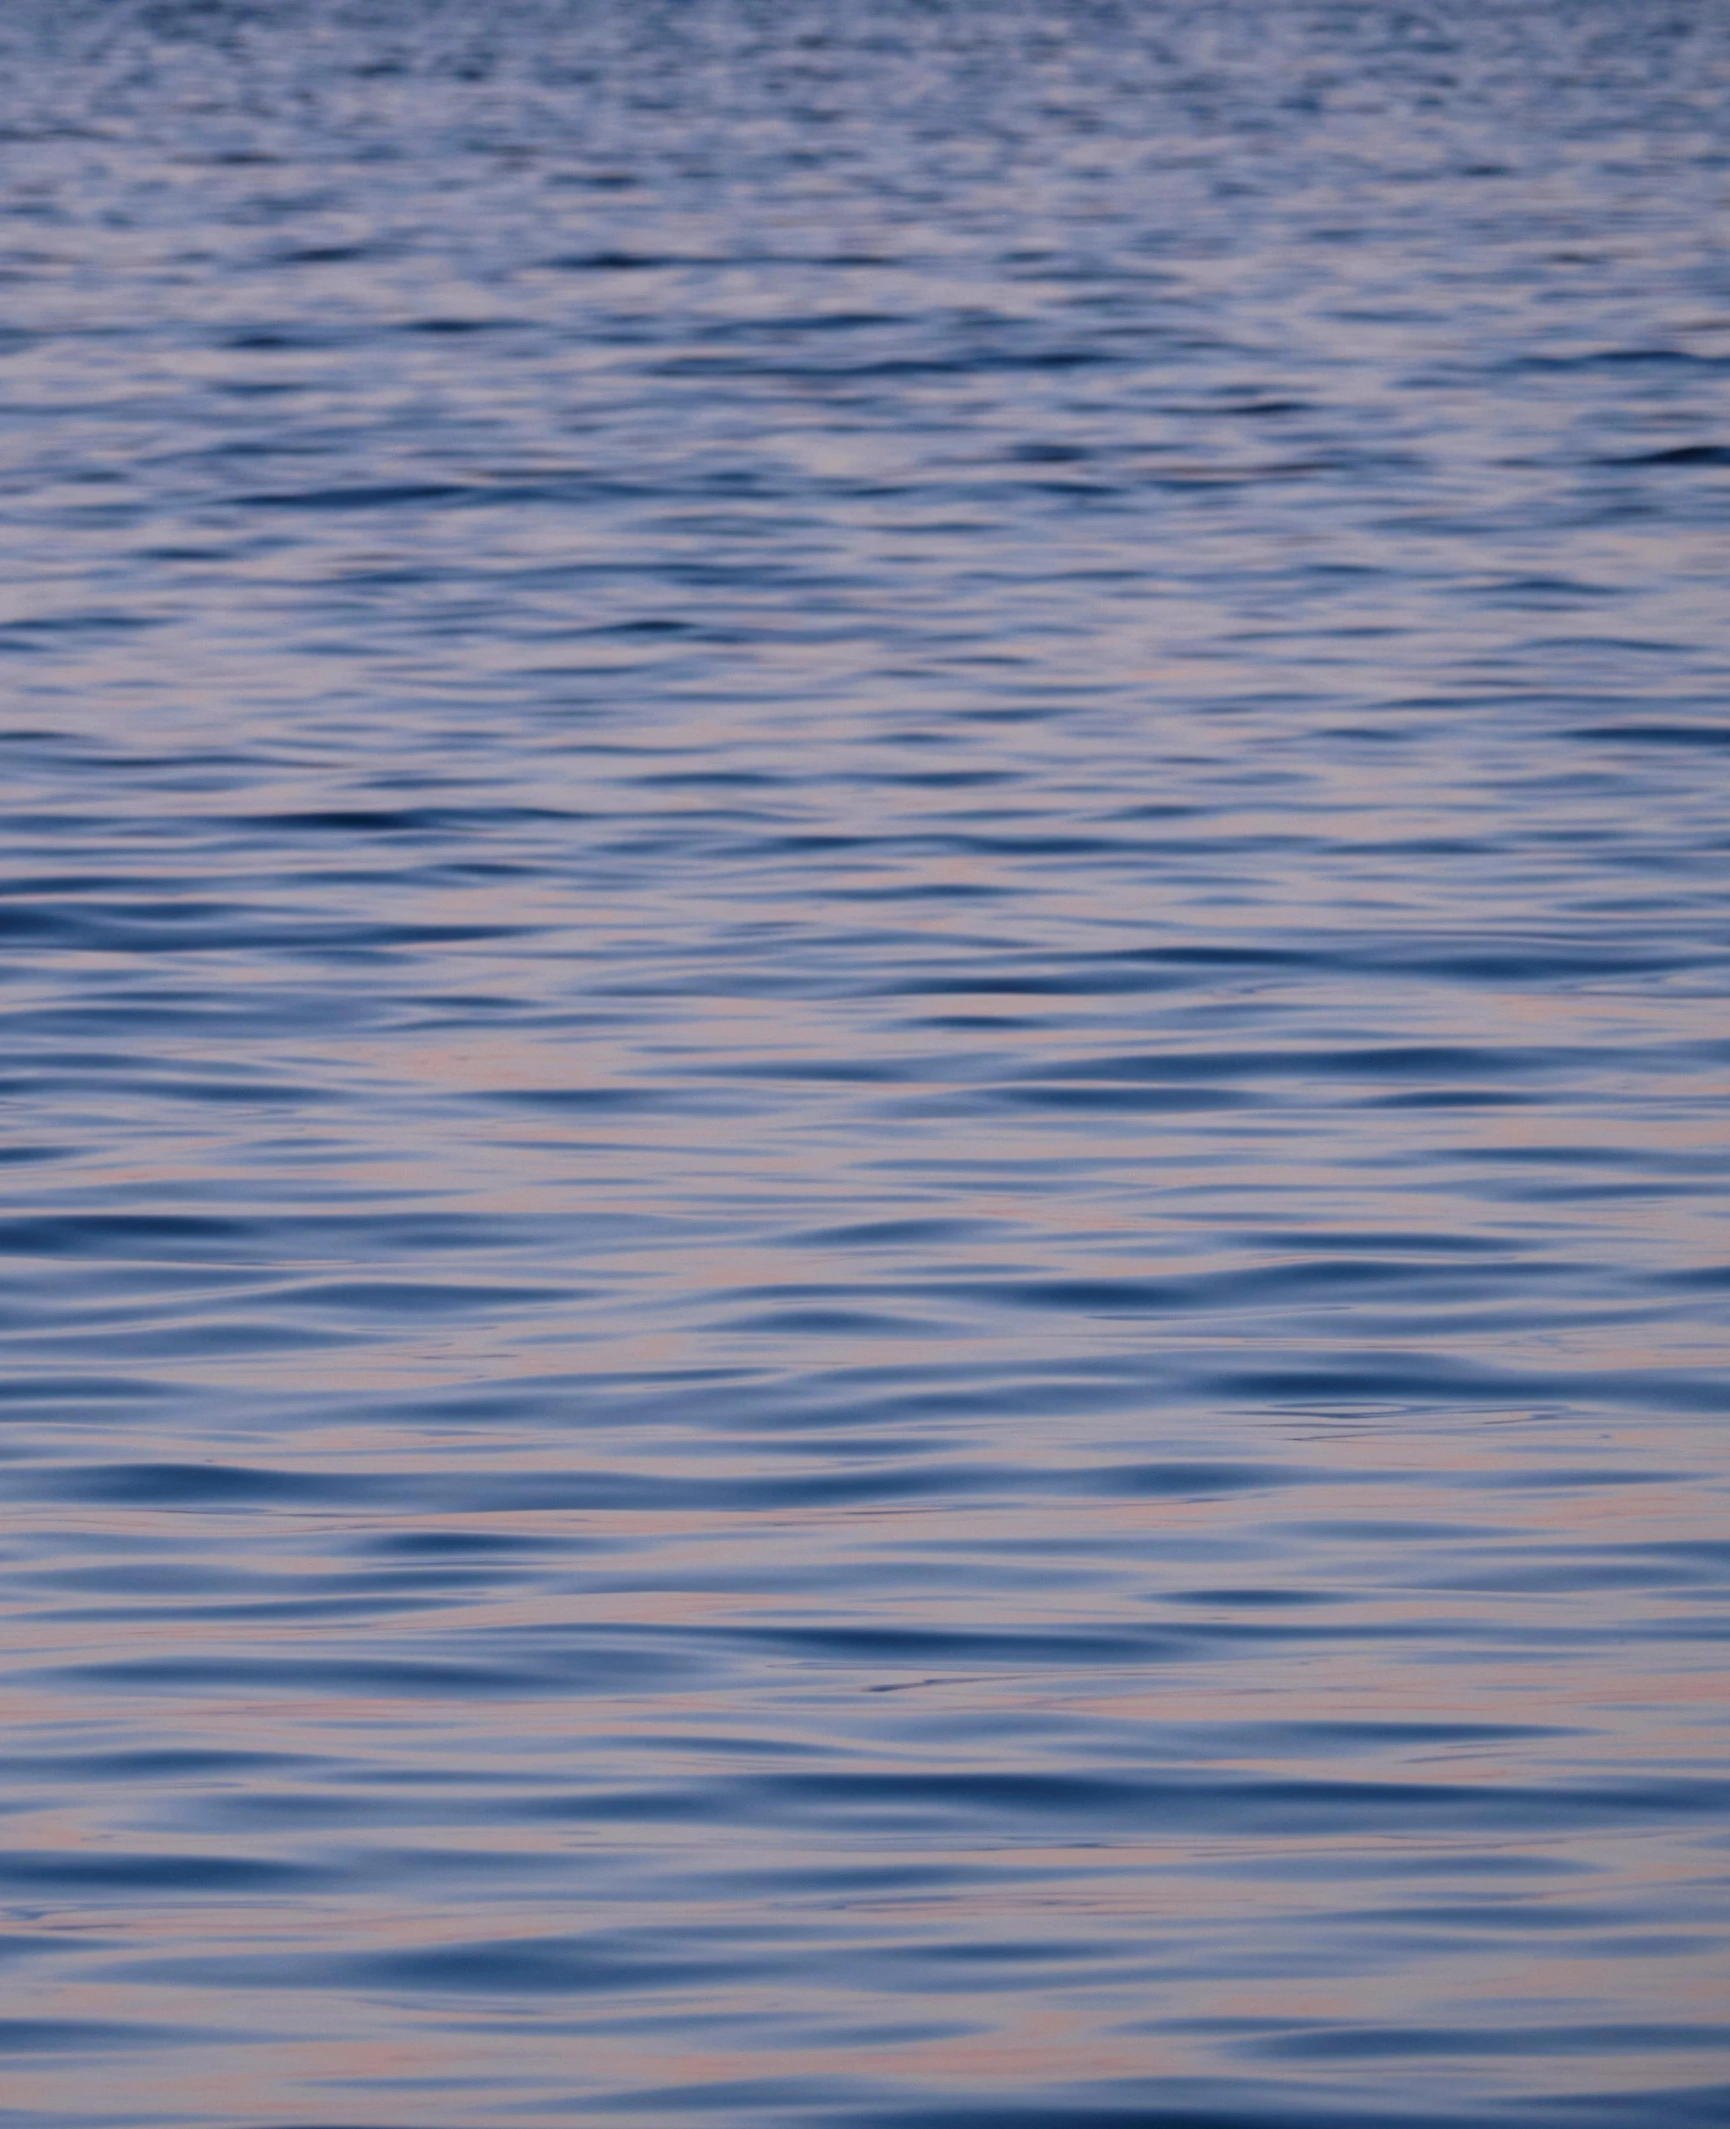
[0, 3, 1727, 2125]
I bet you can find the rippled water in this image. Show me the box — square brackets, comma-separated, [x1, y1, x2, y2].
[2, 3, 1728, 2124]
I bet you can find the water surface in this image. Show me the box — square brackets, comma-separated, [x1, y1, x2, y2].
[1, 4, 1728, 2125]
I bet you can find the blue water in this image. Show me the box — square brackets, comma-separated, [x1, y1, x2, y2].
[2, 4, 1728, 2124]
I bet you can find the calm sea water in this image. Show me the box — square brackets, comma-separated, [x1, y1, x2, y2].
[2, 4, 1728, 2125]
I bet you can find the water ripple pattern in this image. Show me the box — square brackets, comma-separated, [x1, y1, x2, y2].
[1, 3, 1727, 2125]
